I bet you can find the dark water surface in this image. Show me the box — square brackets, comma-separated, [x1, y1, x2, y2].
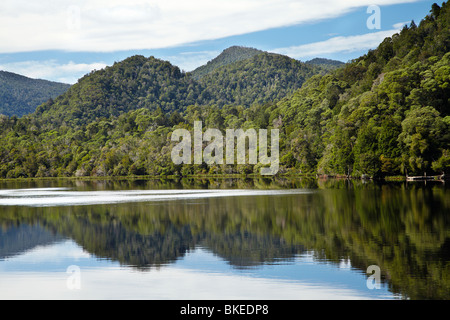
[0, 178, 449, 299]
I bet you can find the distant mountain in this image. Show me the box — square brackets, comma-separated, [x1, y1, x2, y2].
[190, 46, 264, 79]
[0, 71, 70, 117]
[197, 51, 321, 107]
[305, 58, 345, 71]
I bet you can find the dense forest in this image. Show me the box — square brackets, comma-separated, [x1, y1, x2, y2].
[0, 1, 448, 179]
[196, 51, 323, 107]
[305, 58, 345, 71]
[0, 71, 70, 117]
[274, 2, 450, 178]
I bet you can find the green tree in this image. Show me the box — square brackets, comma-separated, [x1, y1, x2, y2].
[398, 106, 445, 174]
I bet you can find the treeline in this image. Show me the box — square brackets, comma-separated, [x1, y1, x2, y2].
[0, 2, 449, 179]
[0, 105, 275, 178]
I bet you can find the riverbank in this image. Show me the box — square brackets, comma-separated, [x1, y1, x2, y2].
[0, 172, 447, 183]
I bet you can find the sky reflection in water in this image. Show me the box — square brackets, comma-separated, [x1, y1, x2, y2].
[0, 180, 448, 300]
[0, 239, 394, 300]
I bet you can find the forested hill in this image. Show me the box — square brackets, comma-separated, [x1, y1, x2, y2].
[33, 50, 322, 126]
[271, 1, 450, 177]
[196, 52, 322, 107]
[190, 46, 264, 79]
[0, 71, 70, 117]
[0, 1, 448, 179]
[305, 58, 345, 71]
[35, 55, 203, 126]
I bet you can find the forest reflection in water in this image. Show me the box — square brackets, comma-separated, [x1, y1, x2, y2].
[0, 177, 449, 299]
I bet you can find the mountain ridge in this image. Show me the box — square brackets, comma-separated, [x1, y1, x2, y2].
[33, 49, 324, 126]
[196, 51, 322, 107]
[0, 47, 339, 120]
[190, 46, 265, 79]
[305, 58, 345, 71]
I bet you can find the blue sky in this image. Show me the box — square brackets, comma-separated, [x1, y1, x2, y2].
[0, 0, 437, 84]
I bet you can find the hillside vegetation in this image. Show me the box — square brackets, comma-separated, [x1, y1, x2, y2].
[272, 2, 450, 177]
[33, 49, 321, 127]
[305, 58, 345, 71]
[0, 2, 448, 179]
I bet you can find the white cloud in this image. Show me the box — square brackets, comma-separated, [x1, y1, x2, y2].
[0, 60, 107, 84]
[0, 0, 419, 53]
[271, 26, 404, 60]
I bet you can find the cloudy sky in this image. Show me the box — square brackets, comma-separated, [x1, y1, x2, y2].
[0, 0, 435, 84]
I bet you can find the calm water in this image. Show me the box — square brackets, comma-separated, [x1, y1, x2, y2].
[0, 178, 449, 300]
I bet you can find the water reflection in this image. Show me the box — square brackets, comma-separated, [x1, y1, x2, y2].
[1, 240, 392, 300]
[0, 178, 449, 299]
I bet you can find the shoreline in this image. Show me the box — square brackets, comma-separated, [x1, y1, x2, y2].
[0, 173, 446, 183]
